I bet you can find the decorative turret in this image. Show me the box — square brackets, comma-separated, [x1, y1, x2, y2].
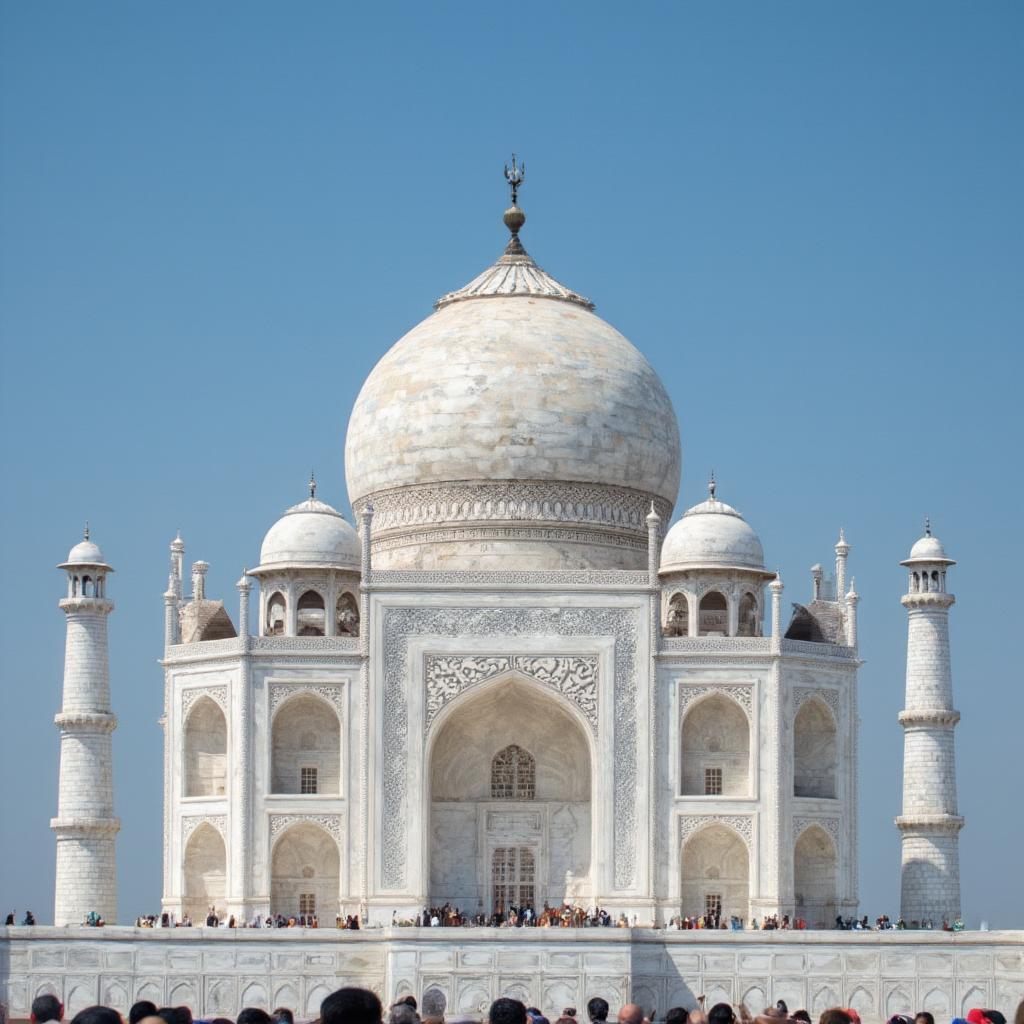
[52, 526, 120, 925]
[896, 519, 963, 924]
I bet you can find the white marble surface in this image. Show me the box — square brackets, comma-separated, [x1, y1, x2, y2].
[2, 928, 1021, 1024]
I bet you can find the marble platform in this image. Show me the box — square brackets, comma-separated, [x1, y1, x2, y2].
[2, 927, 1022, 1024]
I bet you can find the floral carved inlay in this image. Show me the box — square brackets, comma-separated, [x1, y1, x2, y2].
[269, 813, 342, 844]
[181, 685, 227, 716]
[424, 654, 598, 731]
[677, 683, 753, 720]
[793, 815, 840, 842]
[794, 686, 841, 717]
[269, 683, 344, 717]
[182, 814, 226, 843]
[679, 814, 754, 849]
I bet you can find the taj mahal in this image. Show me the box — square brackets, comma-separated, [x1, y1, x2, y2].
[8, 167, 1019, 1022]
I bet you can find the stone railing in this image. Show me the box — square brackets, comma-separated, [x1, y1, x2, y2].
[660, 636, 773, 654]
[165, 636, 361, 662]
[780, 638, 857, 660]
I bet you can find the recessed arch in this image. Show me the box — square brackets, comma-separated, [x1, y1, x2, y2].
[681, 693, 750, 796]
[335, 591, 359, 636]
[681, 822, 749, 921]
[296, 589, 325, 636]
[271, 692, 340, 795]
[794, 824, 838, 927]
[270, 821, 339, 920]
[664, 591, 689, 637]
[428, 673, 592, 913]
[266, 591, 286, 635]
[182, 822, 226, 924]
[737, 591, 760, 637]
[794, 697, 837, 798]
[698, 590, 728, 636]
[184, 696, 227, 797]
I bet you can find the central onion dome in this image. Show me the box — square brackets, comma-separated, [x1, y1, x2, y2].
[344, 184, 682, 570]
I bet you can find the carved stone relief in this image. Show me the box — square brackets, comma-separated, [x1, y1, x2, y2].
[182, 686, 227, 717]
[677, 683, 754, 720]
[182, 814, 226, 843]
[794, 686, 841, 717]
[269, 813, 343, 845]
[269, 683, 345, 718]
[381, 606, 639, 891]
[678, 814, 754, 849]
[424, 654, 598, 731]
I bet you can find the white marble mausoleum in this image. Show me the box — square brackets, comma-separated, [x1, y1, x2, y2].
[23, 174, 1000, 1020]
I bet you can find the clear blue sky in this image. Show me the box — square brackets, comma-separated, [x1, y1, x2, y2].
[1, 1, 1021, 926]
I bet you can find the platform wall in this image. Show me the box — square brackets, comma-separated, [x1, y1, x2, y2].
[2, 928, 1022, 1024]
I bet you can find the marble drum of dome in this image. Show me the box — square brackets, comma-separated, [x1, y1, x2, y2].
[344, 215, 682, 570]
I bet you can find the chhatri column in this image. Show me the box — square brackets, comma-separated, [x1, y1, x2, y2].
[896, 520, 963, 924]
[52, 527, 120, 925]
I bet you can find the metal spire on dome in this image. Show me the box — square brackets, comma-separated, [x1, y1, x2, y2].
[309, 470, 317, 500]
[924, 515, 931, 537]
[84, 521, 90, 541]
[433, 156, 593, 311]
[708, 471, 716, 501]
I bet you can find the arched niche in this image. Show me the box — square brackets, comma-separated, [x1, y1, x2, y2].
[681, 693, 750, 796]
[266, 591, 287, 635]
[429, 676, 592, 913]
[737, 592, 760, 637]
[270, 822, 339, 920]
[664, 592, 689, 637]
[296, 590, 325, 636]
[793, 697, 837, 798]
[698, 591, 728, 636]
[336, 591, 359, 636]
[184, 697, 227, 797]
[794, 824, 837, 927]
[271, 693, 341, 795]
[681, 823, 749, 921]
[182, 823, 226, 923]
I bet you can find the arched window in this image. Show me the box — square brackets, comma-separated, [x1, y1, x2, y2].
[932, 570, 941, 592]
[296, 590, 325, 636]
[698, 591, 728, 636]
[912, 572, 919, 593]
[266, 592, 286, 636]
[182, 823, 226, 924]
[681, 694, 750, 796]
[737, 592, 759, 637]
[271, 823, 339, 920]
[793, 697, 837, 798]
[184, 697, 227, 797]
[271, 693, 341, 794]
[490, 744, 536, 800]
[72, 576, 79, 597]
[794, 825, 837, 927]
[665, 593, 689, 637]
[681, 824, 749, 922]
[336, 592, 359, 636]
[81, 575, 92, 597]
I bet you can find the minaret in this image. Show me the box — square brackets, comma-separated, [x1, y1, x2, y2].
[896, 519, 963, 924]
[52, 526, 120, 925]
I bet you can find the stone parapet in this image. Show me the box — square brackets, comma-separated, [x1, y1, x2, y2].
[1, 928, 1021, 1023]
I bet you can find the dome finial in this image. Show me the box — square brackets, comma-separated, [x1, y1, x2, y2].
[84, 521, 90, 541]
[503, 154, 527, 244]
[708, 470, 716, 501]
[924, 515, 931, 537]
[309, 469, 317, 500]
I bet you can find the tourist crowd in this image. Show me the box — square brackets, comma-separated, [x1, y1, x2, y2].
[12, 986, 1022, 1024]
[1, 906, 975, 932]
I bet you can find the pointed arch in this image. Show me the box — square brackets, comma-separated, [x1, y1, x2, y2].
[794, 824, 837, 928]
[698, 590, 728, 636]
[296, 589, 325, 636]
[335, 591, 359, 636]
[182, 822, 226, 924]
[184, 696, 227, 797]
[664, 591, 690, 636]
[266, 591, 287, 635]
[271, 692, 341, 795]
[681, 692, 750, 796]
[680, 821, 749, 921]
[794, 696, 837, 798]
[737, 591, 760, 637]
[270, 820, 340, 919]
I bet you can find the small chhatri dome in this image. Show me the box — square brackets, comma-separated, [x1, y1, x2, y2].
[660, 477, 768, 574]
[255, 488, 360, 571]
[902, 519, 955, 566]
[60, 523, 111, 569]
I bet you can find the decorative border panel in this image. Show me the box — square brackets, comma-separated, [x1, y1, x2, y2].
[424, 655, 598, 732]
[678, 814, 754, 849]
[182, 814, 226, 843]
[269, 683, 344, 718]
[381, 606, 639, 891]
[181, 686, 228, 716]
[677, 683, 754, 720]
[269, 813, 342, 845]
